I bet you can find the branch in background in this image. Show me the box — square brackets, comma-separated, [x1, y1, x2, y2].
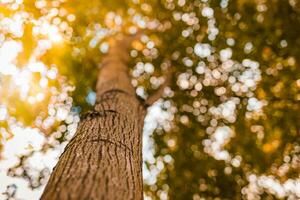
[145, 68, 172, 106]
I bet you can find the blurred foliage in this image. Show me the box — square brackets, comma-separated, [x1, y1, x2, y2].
[0, 0, 300, 199]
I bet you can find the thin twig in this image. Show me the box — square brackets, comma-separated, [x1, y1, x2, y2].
[145, 68, 172, 106]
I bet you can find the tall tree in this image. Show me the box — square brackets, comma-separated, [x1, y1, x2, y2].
[1, 0, 300, 200]
[41, 36, 157, 199]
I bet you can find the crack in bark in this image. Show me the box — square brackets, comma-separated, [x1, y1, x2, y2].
[80, 110, 119, 120]
[88, 138, 133, 154]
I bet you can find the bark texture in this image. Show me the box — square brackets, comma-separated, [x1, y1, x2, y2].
[41, 37, 146, 200]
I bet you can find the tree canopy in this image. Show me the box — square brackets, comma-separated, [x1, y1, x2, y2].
[0, 0, 300, 199]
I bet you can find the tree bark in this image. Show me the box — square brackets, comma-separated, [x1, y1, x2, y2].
[41, 37, 146, 200]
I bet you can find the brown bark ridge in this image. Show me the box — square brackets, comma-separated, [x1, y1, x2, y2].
[41, 35, 146, 200]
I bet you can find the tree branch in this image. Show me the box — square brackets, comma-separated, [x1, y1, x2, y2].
[145, 68, 172, 106]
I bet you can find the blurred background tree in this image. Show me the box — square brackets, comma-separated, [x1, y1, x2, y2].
[0, 0, 300, 199]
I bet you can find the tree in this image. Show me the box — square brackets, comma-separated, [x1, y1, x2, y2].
[41, 35, 153, 199]
[1, 0, 300, 200]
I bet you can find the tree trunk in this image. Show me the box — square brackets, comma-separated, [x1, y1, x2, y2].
[41, 37, 146, 200]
